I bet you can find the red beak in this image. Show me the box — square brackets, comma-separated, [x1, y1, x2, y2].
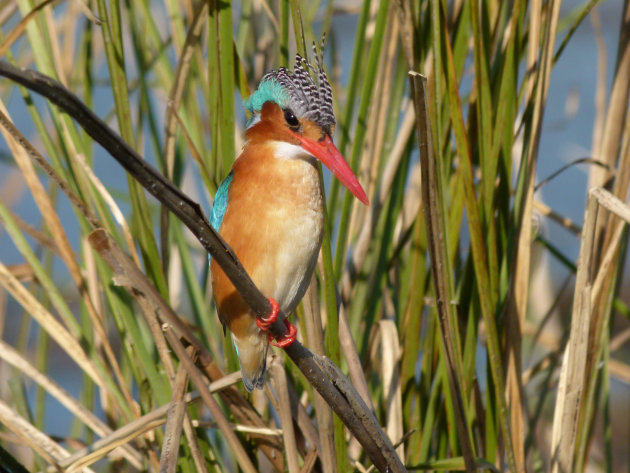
[293, 133, 369, 205]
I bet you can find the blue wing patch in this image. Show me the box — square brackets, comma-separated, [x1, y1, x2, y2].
[209, 172, 233, 265]
[210, 171, 233, 231]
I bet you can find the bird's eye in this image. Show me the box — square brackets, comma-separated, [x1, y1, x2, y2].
[283, 109, 300, 130]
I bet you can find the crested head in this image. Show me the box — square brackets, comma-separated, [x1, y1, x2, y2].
[241, 42, 369, 206]
[244, 46, 335, 133]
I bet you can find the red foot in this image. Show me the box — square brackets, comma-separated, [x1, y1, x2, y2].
[256, 298, 280, 331]
[268, 319, 297, 348]
[256, 298, 297, 348]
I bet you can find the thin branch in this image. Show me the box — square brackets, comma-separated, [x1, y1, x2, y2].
[0, 60, 406, 473]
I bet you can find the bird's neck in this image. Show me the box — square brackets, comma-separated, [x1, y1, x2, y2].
[233, 140, 320, 192]
[268, 140, 315, 162]
[241, 129, 316, 164]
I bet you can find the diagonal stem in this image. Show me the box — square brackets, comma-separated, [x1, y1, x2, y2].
[0, 60, 406, 473]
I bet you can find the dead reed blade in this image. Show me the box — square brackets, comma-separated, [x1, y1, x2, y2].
[0, 399, 96, 473]
[269, 358, 301, 473]
[302, 277, 337, 472]
[379, 319, 404, 460]
[159, 351, 193, 473]
[550, 186, 630, 473]
[57, 373, 241, 470]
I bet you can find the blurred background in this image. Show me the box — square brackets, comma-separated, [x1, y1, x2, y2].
[0, 1, 628, 472]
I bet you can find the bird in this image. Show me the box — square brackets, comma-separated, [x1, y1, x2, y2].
[209, 48, 368, 391]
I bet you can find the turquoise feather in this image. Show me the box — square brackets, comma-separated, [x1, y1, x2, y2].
[209, 172, 234, 263]
[244, 78, 288, 115]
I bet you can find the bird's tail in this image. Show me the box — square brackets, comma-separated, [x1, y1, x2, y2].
[232, 333, 269, 391]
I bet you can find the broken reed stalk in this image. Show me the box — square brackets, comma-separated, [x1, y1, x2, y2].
[551, 187, 630, 473]
[0, 60, 406, 473]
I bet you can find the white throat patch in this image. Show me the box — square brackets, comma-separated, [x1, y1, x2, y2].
[272, 141, 315, 161]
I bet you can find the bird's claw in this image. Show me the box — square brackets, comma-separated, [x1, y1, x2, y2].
[256, 297, 280, 330]
[268, 319, 297, 348]
[256, 298, 297, 348]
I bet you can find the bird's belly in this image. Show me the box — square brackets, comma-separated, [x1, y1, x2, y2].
[236, 156, 325, 313]
[214, 153, 324, 326]
[268, 204, 323, 313]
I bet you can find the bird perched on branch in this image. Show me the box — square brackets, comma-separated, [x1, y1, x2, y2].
[210, 47, 368, 391]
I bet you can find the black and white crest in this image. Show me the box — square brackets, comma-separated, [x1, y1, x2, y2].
[248, 43, 336, 132]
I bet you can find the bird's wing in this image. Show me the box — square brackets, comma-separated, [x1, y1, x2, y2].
[210, 171, 234, 231]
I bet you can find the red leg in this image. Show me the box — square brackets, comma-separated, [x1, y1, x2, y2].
[256, 297, 280, 331]
[268, 319, 297, 348]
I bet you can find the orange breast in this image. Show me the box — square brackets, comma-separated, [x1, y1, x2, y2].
[211, 142, 324, 338]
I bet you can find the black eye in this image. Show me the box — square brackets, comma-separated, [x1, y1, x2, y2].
[283, 109, 300, 130]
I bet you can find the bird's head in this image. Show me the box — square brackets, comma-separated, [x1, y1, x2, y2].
[244, 50, 368, 205]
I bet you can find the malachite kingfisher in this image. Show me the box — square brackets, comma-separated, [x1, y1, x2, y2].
[210, 49, 368, 391]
